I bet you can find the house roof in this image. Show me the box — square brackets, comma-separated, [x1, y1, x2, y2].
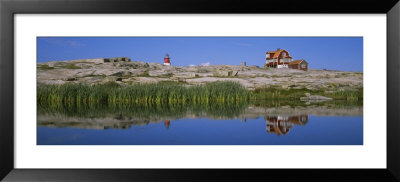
[266, 49, 292, 59]
[266, 50, 282, 58]
[289, 59, 307, 65]
[270, 126, 290, 135]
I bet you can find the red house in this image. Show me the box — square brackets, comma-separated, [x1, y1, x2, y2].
[288, 59, 308, 71]
[265, 48, 294, 68]
[265, 48, 309, 71]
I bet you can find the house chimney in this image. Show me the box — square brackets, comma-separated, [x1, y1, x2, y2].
[277, 48, 281, 51]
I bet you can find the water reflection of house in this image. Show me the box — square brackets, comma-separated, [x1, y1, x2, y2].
[164, 120, 171, 129]
[265, 115, 308, 135]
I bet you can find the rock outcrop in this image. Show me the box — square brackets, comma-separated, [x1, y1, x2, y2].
[300, 94, 333, 102]
[37, 58, 363, 91]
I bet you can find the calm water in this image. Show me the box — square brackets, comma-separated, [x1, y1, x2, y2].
[37, 102, 363, 145]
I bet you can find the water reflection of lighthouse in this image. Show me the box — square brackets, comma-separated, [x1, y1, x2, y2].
[265, 115, 308, 135]
[164, 120, 171, 129]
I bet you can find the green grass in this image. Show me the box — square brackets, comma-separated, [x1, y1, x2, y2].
[58, 63, 82, 69]
[37, 81, 251, 108]
[251, 86, 363, 101]
[37, 64, 54, 70]
[138, 69, 150, 77]
[37, 81, 363, 112]
[157, 73, 174, 78]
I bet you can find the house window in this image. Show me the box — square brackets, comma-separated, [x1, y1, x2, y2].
[282, 52, 286, 56]
[301, 64, 306, 68]
[266, 53, 270, 58]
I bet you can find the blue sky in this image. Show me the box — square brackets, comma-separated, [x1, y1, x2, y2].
[37, 37, 363, 71]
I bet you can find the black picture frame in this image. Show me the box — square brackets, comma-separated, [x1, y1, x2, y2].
[1, 0, 399, 181]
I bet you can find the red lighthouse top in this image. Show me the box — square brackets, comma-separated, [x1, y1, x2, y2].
[164, 54, 171, 65]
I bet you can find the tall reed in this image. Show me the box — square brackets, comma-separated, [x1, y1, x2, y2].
[37, 81, 251, 108]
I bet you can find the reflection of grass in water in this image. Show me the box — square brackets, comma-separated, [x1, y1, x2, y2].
[37, 102, 249, 119]
[252, 100, 363, 108]
[37, 99, 361, 120]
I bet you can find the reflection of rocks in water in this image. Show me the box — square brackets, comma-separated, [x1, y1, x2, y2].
[265, 115, 308, 136]
[38, 119, 151, 130]
[37, 104, 361, 130]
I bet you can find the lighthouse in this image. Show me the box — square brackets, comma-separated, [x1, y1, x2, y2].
[163, 53, 171, 66]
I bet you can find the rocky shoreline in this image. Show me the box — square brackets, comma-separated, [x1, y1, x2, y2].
[37, 57, 363, 91]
